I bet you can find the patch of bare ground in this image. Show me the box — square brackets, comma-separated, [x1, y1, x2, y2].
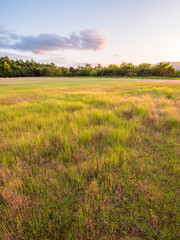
[135, 79, 180, 84]
[0, 77, 180, 85]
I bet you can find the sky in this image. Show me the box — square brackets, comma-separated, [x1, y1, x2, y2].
[0, 0, 180, 66]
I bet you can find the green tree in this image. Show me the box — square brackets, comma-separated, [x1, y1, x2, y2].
[4, 61, 12, 77]
[136, 63, 152, 76]
[152, 62, 176, 77]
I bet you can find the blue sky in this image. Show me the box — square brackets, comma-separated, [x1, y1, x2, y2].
[0, 0, 180, 66]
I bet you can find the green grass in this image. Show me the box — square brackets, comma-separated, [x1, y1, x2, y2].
[0, 77, 179, 239]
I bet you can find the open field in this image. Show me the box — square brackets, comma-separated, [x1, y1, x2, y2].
[0, 77, 179, 239]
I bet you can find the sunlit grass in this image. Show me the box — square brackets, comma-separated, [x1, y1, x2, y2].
[0, 78, 179, 239]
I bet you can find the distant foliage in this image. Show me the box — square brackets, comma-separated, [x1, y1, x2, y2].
[0, 56, 178, 78]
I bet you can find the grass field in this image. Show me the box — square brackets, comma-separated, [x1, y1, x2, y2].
[0, 77, 179, 239]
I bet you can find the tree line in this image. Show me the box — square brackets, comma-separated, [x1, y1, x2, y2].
[0, 56, 179, 78]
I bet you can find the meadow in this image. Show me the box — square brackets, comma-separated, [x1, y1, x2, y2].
[0, 77, 179, 239]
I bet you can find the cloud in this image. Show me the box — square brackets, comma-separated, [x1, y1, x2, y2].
[0, 26, 107, 54]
